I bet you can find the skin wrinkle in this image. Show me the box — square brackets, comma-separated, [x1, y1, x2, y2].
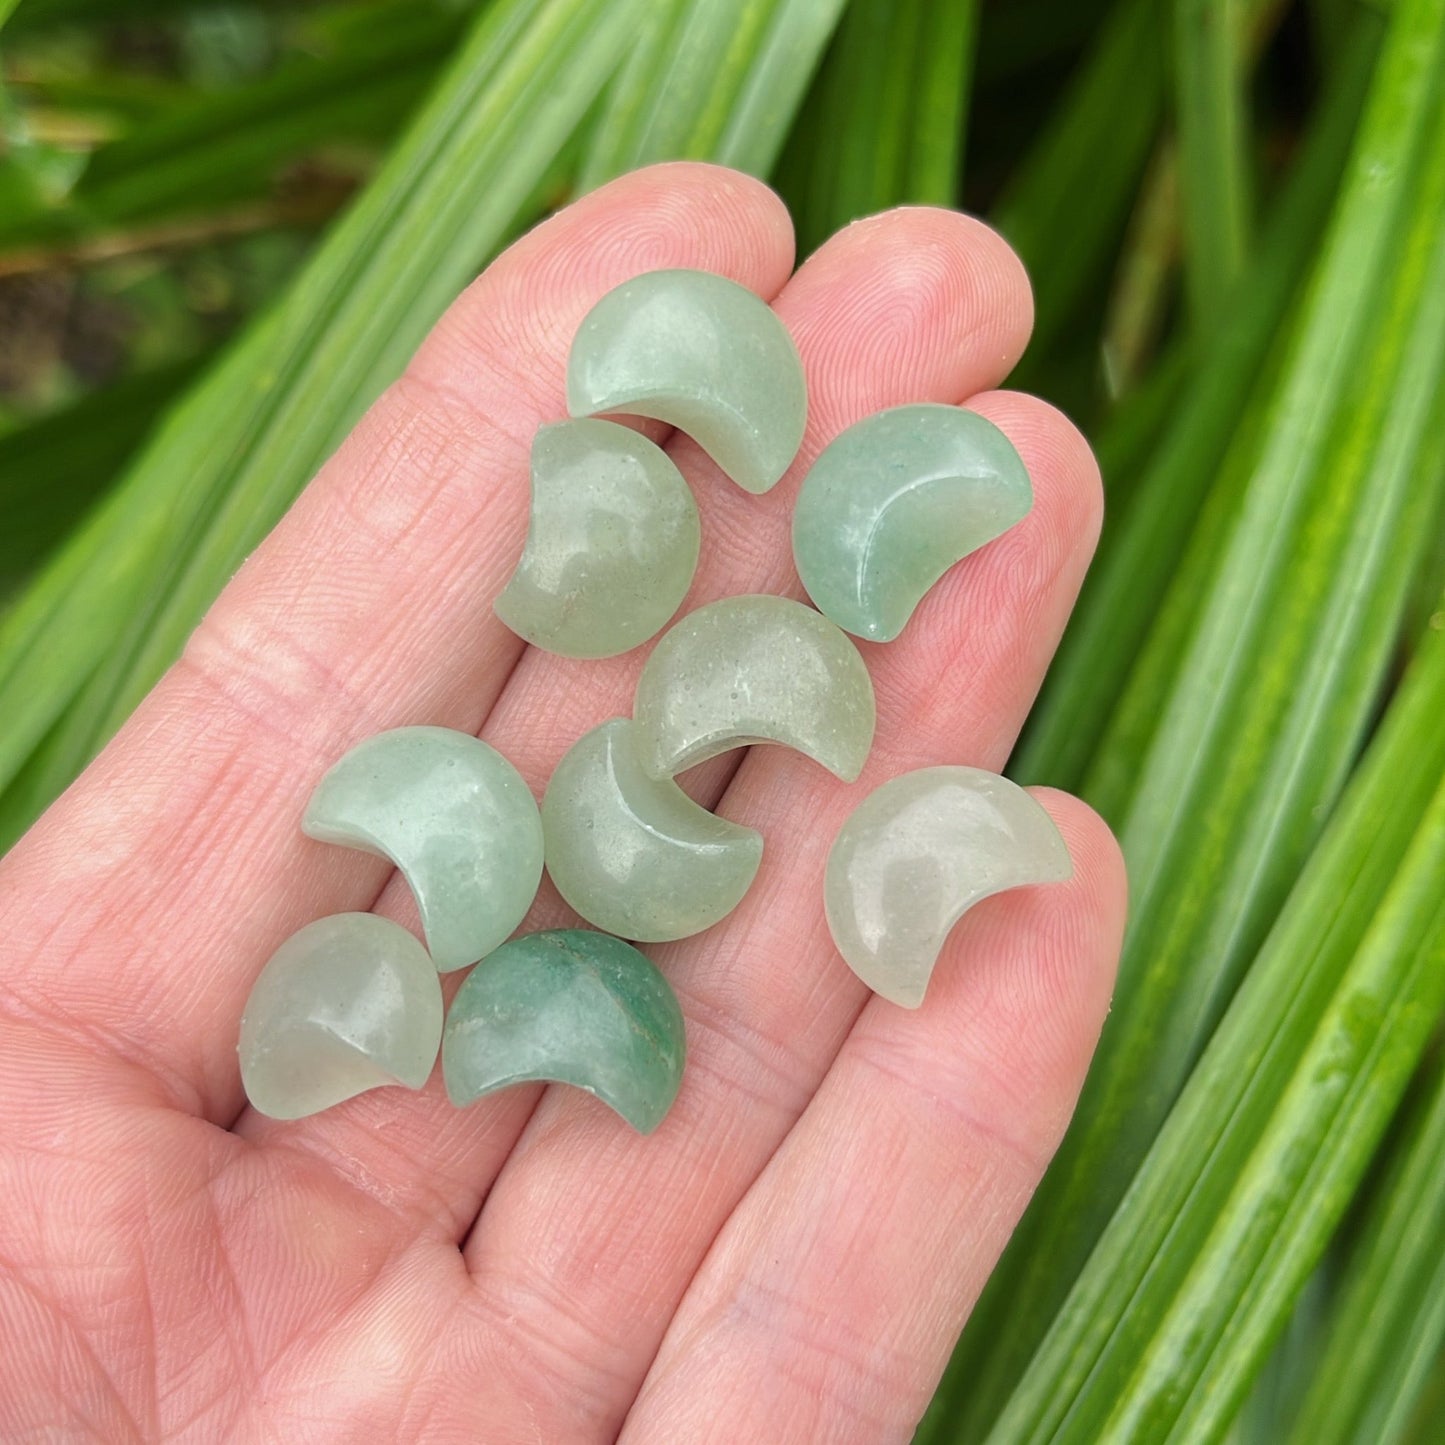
[666, 977, 821, 1120]
[0, 1261, 147, 1440]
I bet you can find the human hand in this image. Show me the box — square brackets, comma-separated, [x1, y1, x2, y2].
[0, 163, 1126, 1443]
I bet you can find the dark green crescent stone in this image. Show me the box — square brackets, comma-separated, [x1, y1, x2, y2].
[442, 929, 686, 1134]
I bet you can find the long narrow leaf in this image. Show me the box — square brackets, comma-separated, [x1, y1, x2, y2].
[774, 0, 978, 257]
[578, 0, 849, 184]
[0, 0, 643, 850]
[1285, 1045, 1445, 1445]
[0, 356, 207, 586]
[1173, 0, 1252, 321]
[986, 607, 1445, 1443]
[990, 0, 1166, 356]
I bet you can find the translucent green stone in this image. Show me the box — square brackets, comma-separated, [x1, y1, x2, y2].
[238, 913, 443, 1120]
[302, 727, 543, 972]
[566, 267, 807, 494]
[493, 418, 700, 659]
[825, 766, 1072, 1009]
[442, 928, 686, 1134]
[542, 718, 763, 942]
[792, 404, 1033, 642]
[633, 594, 876, 782]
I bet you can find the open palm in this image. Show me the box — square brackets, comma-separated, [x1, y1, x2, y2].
[0, 164, 1125, 1443]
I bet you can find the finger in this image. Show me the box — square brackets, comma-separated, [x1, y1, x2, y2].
[0, 163, 794, 1120]
[454, 390, 1101, 1440]
[621, 796, 1126, 1444]
[237, 207, 1036, 1238]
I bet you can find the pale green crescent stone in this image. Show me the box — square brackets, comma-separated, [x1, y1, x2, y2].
[493, 418, 701, 659]
[542, 718, 763, 942]
[566, 267, 807, 494]
[632, 594, 876, 783]
[442, 928, 686, 1134]
[825, 766, 1073, 1009]
[302, 726, 543, 973]
[792, 403, 1033, 642]
[238, 913, 443, 1120]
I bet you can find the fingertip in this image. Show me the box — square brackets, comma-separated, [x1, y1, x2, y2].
[779, 205, 1036, 426]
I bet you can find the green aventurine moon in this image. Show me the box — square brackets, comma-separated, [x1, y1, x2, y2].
[302, 726, 544, 972]
[493, 418, 700, 659]
[442, 929, 686, 1134]
[633, 594, 876, 782]
[825, 767, 1073, 1009]
[543, 718, 763, 941]
[239, 913, 443, 1120]
[792, 404, 1033, 641]
[566, 268, 807, 494]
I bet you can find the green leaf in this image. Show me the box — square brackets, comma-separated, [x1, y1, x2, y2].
[0, 356, 208, 587]
[773, 0, 978, 257]
[0, 0, 644, 851]
[990, 0, 1167, 358]
[1285, 1043, 1445, 1445]
[577, 0, 850, 185]
[1173, 0, 1253, 323]
[940, 0, 1445, 1428]
[986, 606, 1445, 1443]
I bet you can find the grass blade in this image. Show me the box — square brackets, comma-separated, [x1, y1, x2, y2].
[774, 0, 978, 257]
[0, 356, 208, 587]
[1173, 0, 1253, 323]
[1285, 1043, 1445, 1445]
[990, 0, 1167, 358]
[986, 607, 1445, 1443]
[0, 0, 643, 850]
[578, 0, 849, 184]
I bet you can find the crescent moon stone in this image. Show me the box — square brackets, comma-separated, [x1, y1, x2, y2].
[792, 404, 1033, 641]
[493, 419, 700, 659]
[302, 727, 544, 972]
[632, 594, 876, 782]
[825, 767, 1073, 1008]
[239, 913, 443, 1120]
[542, 718, 764, 942]
[442, 929, 686, 1134]
[566, 268, 807, 494]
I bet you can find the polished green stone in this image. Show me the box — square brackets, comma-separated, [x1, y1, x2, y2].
[792, 404, 1033, 642]
[493, 418, 700, 659]
[825, 766, 1072, 1009]
[633, 594, 876, 782]
[442, 928, 686, 1133]
[238, 912, 443, 1120]
[566, 268, 807, 494]
[303, 726, 543, 972]
[542, 718, 763, 942]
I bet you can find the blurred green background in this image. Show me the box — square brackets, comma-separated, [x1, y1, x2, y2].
[2, 0, 1443, 1441]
